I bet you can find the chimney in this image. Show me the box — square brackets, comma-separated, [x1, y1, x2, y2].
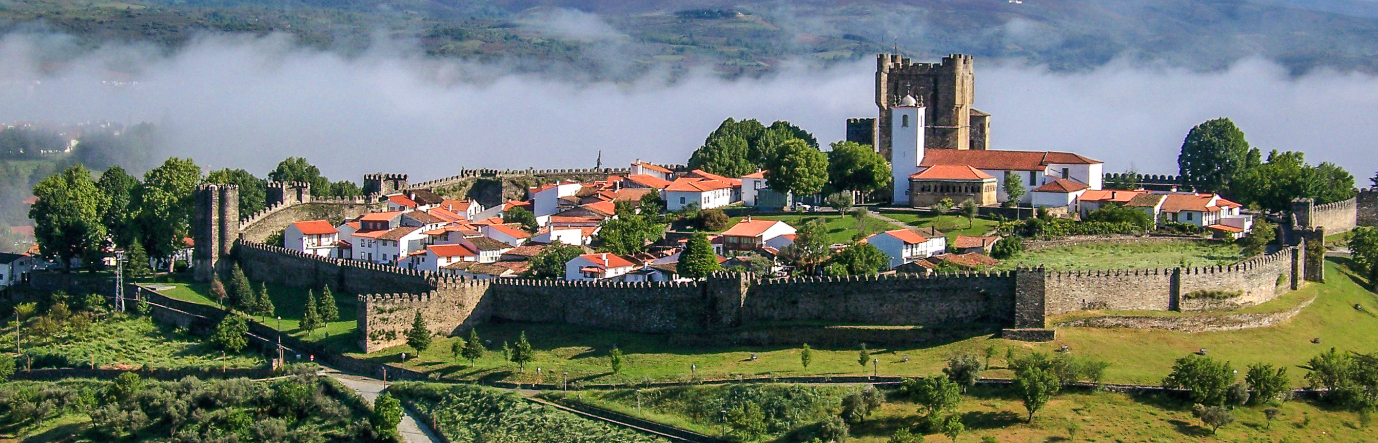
[746, 215, 752, 222]
[600, 253, 607, 266]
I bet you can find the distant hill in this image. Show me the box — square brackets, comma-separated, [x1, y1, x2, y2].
[6, 0, 1378, 75]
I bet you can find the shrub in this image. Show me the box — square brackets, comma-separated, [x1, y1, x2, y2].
[1193, 404, 1234, 434]
[372, 392, 402, 440]
[1184, 290, 1243, 300]
[990, 236, 1023, 259]
[212, 314, 250, 353]
[1246, 363, 1290, 404]
[0, 354, 13, 382]
[699, 209, 730, 231]
[903, 376, 961, 418]
[110, 372, 143, 402]
[818, 415, 849, 442]
[727, 400, 768, 441]
[943, 354, 984, 392]
[390, 382, 663, 443]
[1163, 354, 1234, 406]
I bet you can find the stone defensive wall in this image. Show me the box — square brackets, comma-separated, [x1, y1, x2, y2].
[1294, 197, 1358, 234]
[235, 241, 434, 296]
[238, 199, 374, 243]
[1043, 246, 1300, 315]
[743, 272, 1018, 325]
[407, 167, 632, 191]
[1357, 189, 1378, 227]
[1100, 173, 1183, 191]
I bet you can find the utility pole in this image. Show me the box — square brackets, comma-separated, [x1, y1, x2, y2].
[114, 250, 126, 313]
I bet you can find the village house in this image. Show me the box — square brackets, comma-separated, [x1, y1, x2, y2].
[665, 176, 733, 211]
[284, 220, 339, 257]
[0, 252, 33, 288]
[565, 253, 638, 281]
[907, 165, 997, 207]
[531, 182, 585, 225]
[630, 161, 676, 181]
[719, 218, 797, 253]
[410, 243, 477, 271]
[482, 224, 531, 247]
[1030, 178, 1090, 212]
[865, 229, 947, 269]
[953, 235, 1001, 254]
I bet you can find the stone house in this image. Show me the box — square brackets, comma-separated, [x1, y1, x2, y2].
[953, 235, 1001, 254]
[907, 165, 997, 207]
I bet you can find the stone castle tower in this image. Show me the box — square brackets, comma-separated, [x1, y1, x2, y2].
[874, 53, 990, 158]
[192, 184, 239, 282]
[363, 173, 408, 196]
[266, 181, 311, 206]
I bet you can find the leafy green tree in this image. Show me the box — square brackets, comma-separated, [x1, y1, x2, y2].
[124, 242, 153, 280]
[461, 329, 485, 367]
[205, 168, 267, 219]
[764, 139, 829, 203]
[301, 290, 320, 337]
[1086, 203, 1153, 229]
[830, 241, 889, 275]
[371, 392, 402, 440]
[1230, 150, 1356, 212]
[609, 347, 624, 374]
[111, 372, 143, 402]
[406, 311, 432, 353]
[1239, 220, 1275, 256]
[858, 344, 871, 373]
[269, 157, 333, 197]
[687, 135, 754, 178]
[228, 264, 255, 312]
[30, 164, 108, 271]
[504, 207, 539, 232]
[800, 343, 812, 369]
[1014, 365, 1060, 422]
[1193, 404, 1234, 434]
[1178, 118, 1256, 194]
[944, 353, 985, 392]
[596, 213, 664, 255]
[212, 314, 249, 353]
[932, 198, 955, 229]
[256, 282, 275, 322]
[767, 120, 818, 149]
[904, 376, 961, 418]
[317, 285, 339, 323]
[1002, 171, 1027, 208]
[726, 400, 768, 441]
[780, 218, 830, 274]
[826, 192, 854, 216]
[960, 200, 979, 228]
[528, 243, 583, 279]
[332, 180, 363, 198]
[697, 208, 730, 231]
[827, 140, 890, 196]
[940, 413, 965, 443]
[1163, 354, 1235, 406]
[678, 232, 722, 279]
[819, 415, 849, 442]
[990, 236, 1023, 260]
[134, 157, 200, 271]
[97, 166, 140, 249]
[0, 354, 14, 382]
[638, 191, 665, 213]
[511, 331, 534, 372]
[1348, 226, 1378, 289]
[1302, 347, 1353, 400]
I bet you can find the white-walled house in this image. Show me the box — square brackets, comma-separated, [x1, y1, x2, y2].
[665, 178, 732, 211]
[284, 220, 340, 257]
[0, 253, 33, 288]
[531, 182, 584, 222]
[719, 218, 796, 253]
[741, 171, 766, 206]
[482, 224, 531, 247]
[409, 243, 477, 271]
[533, 225, 598, 247]
[866, 229, 947, 269]
[355, 226, 426, 264]
[565, 253, 637, 281]
[1030, 179, 1090, 211]
[630, 161, 675, 181]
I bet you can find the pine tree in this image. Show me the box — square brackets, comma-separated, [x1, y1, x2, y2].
[318, 285, 339, 323]
[406, 311, 432, 352]
[301, 289, 320, 337]
[511, 331, 534, 372]
[229, 264, 255, 312]
[124, 242, 152, 280]
[256, 282, 275, 322]
[461, 329, 485, 367]
[801, 343, 812, 369]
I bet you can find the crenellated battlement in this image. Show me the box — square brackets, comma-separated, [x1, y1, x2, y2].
[407, 167, 632, 190]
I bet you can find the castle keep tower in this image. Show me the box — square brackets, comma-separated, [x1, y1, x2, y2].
[193, 184, 239, 282]
[266, 181, 311, 206]
[874, 53, 989, 158]
[363, 173, 409, 196]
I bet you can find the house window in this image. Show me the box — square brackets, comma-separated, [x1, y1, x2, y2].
[1062, 168, 1070, 179]
[680, 197, 686, 205]
[1029, 172, 1037, 186]
[902, 114, 909, 127]
[1186, 213, 1193, 221]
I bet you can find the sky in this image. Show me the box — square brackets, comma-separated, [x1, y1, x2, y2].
[0, 28, 1375, 184]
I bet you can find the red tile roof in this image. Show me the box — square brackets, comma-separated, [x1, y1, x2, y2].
[387, 194, 419, 208]
[666, 177, 733, 192]
[360, 211, 404, 222]
[1079, 190, 1144, 203]
[502, 244, 546, 259]
[910, 164, 995, 181]
[580, 253, 635, 269]
[954, 235, 999, 249]
[634, 162, 673, 174]
[721, 219, 789, 238]
[21, 195, 38, 205]
[378, 226, 421, 241]
[503, 200, 533, 211]
[352, 229, 389, 239]
[1161, 194, 1217, 213]
[1206, 224, 1245, 233]
[920, 150, 1101, 171]
[487, 223, 532, 239]
[1032, 178, 1090, 193]
[877, 229, 929, 244]
[428, 244, 477, 257]
[438, 199, 474, 212]
[581, 200, 618, 217]
[292, 220, 338, 235]
[932, 252, 1001, 268]
[686, 169, 742, 187]
[742, 170, 766, 179]
[625, 174, 672, 189]
[428, 208, 466, 223]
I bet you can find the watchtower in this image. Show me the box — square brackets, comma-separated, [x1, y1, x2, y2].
[875, 53, 987, 158]
[363, 173, 409, 196]
[266, 181, 311, 206]
[192, 184, 239, 282]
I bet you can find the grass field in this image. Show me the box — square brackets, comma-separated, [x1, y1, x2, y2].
[873, 210, 1001, 241]
[355, 257, 1377, 388]
[994, 240, 1247, 271]
[564, 383, 1375, 443]
[719, 211, 999, 245]
[4, 315, 262, 370]
[155, 276, 359, 351]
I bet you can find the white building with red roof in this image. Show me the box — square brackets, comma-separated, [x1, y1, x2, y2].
[1076, 189, 1146, 218]
[565, 253, 638, 281]
[630, 161, 675, 181]
[865, 228, 946, 269]
[284, 220, 340, 257]
[1031, 178, 1091, 211]
[665, 176, 733, 211]
[482, 224, 531, 247]
[719, 218, 796, 252]
[531, 181, 584, 224]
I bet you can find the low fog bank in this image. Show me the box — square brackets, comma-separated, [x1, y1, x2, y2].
[0, 32, 1374, 183]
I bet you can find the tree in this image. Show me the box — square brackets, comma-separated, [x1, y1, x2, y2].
[1302, 348, 1353, 402]
[205, 168, 267, 219]
[317, 286, 339, 324]
[940, 413, 965, 443]
[1002, 171, 1026, 209]
[371, 393, 402, 440]
[461, 329, 485, 367]
[30, 164, 108, 271]
[801, 343, 812, 369]
[528, 243, 582, 279]
[841, 392, 870, 424]
[990, 237, 1023, 260]
[269, 157, 333, 197]
[827, 140, 890, 197]
[932, 198, 955, 229]
[212, 314, 249, 353]
[638, 191, 665, 214]
[134, 157, 200, 272]
[678, 232, 722, 279]
[858, 344, 871, 374]
[830, 242, 888, 275]
[256, 282, 275, 322]
[1178, 118, 1255, 194]
[406, 311, 432, 352]
[608, 347, 624, 374]
[228, 264, 255, 312]
[111, 372, 144, 402]
[818, 415, 849, 443]
[1230, 150, 1356, 212]
[504, 207, 539, 232]
[301, 290, 320, 337]
[698, 208, 730, 231]
[210, 278, 228, 306]
[596, 213, 663, 255]
[0, 354, 14, 382]
[511, 331, 534, 372]
[826, 192, 854, 216]
[1014, 366, 1060, 422]
[944, 354, 985, 392]
[1163, 354, 1235, 406]
[97, 166, 140, 249]
[904, 376, 961, 418]
[124, 242, 153, 280]
[960, 200, 979, 228]
[1085, 203, 1153, 229]
[726, 401, 768, 441]
[764, 139, 829, 203]
[1193, 404, 1234, 434]
[1348, 227, 1378, 289]
[688, 135, 755, 178]
[780, 218, 830, 274]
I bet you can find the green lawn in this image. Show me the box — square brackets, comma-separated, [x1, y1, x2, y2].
[5, 315, 262, 370]
[720, 213, 889, 244]
[874, 210, 1000, 241]
[994, 240, 1246, 271]
[155, 276, 358, 352]
[356, 257, 1377, 388]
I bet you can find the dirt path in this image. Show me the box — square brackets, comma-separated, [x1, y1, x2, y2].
[319, 367, 443, 443]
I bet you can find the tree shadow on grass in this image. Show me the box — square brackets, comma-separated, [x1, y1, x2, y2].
[20, 421, 85, 443]
[845, 415, 913, 439]
[961, 410, 1024, 430]
[1169, 419, 1211, 437]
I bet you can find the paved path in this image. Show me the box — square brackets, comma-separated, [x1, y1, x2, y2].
[866, 210, 914, 231]
[320, 368, 444, 443]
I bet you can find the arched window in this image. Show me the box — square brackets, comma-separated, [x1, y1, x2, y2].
[901, 114, 909, 127]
